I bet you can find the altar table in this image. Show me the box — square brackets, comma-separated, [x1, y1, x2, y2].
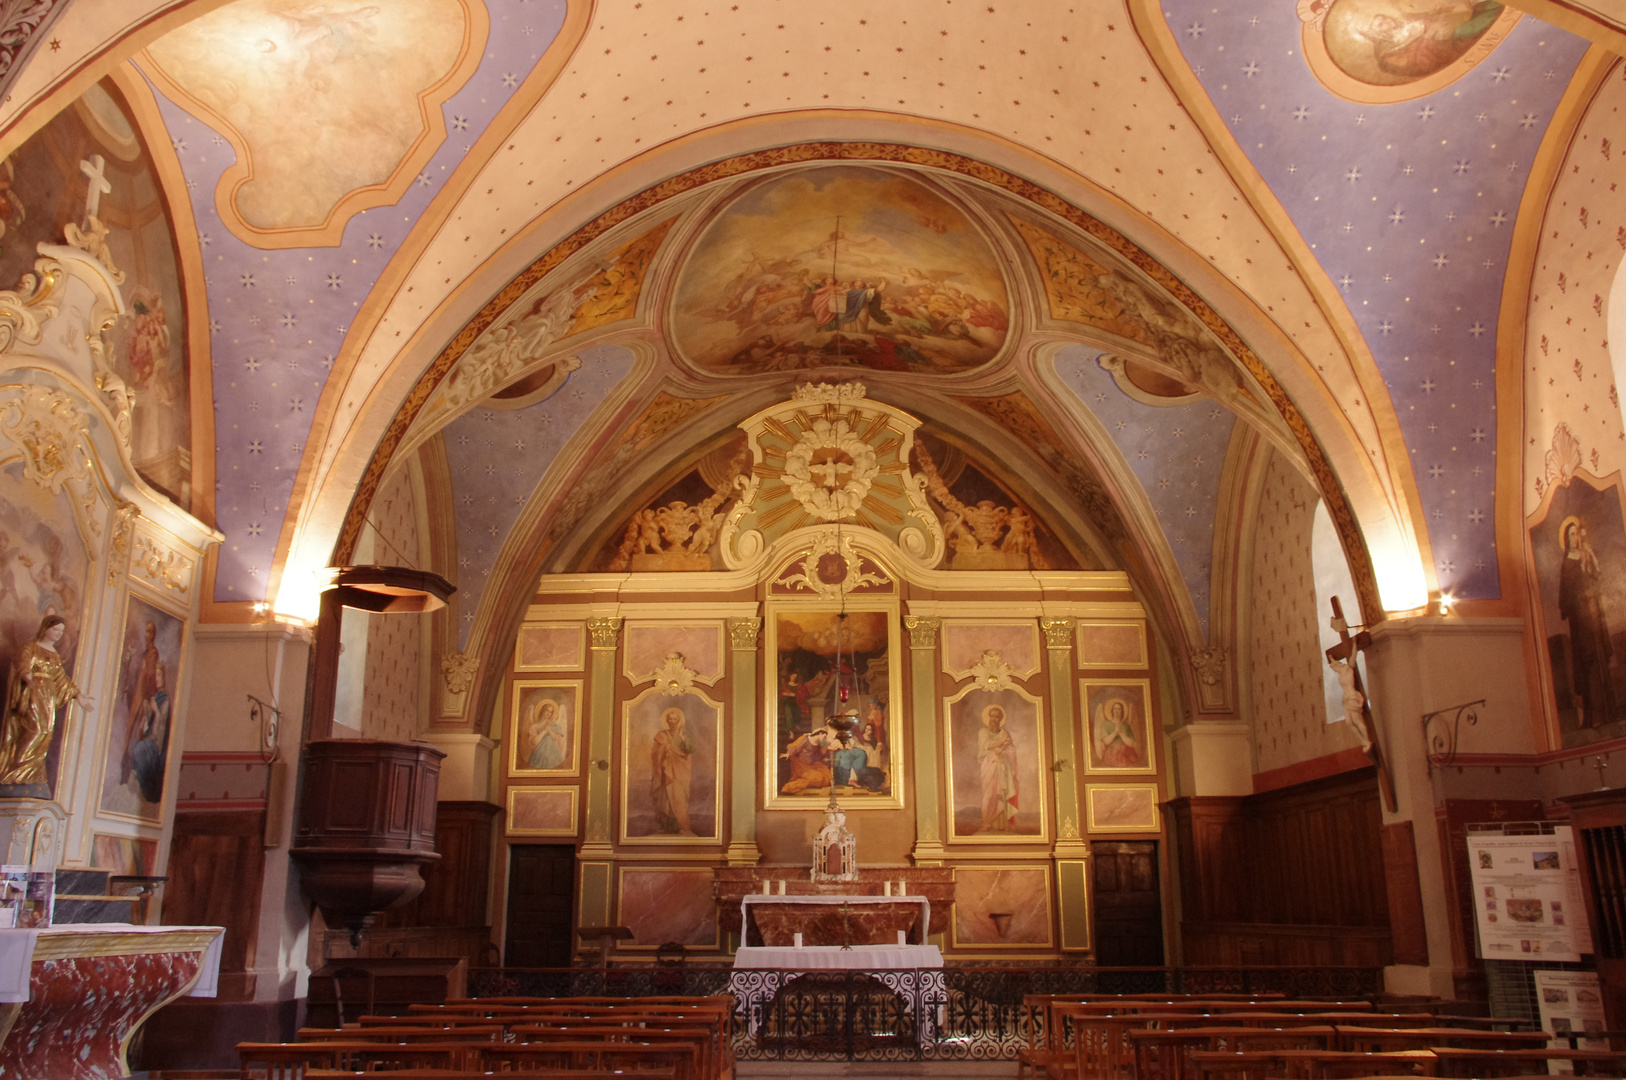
[730, 937, 946, 1041]
[0, 923, 224, 1080]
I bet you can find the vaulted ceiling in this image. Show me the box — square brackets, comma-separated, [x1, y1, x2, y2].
[5, 0, 1626, 715]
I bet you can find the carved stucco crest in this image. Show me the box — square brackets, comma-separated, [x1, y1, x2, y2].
[968, 649, 1018, 692]
[648, 652, 697, 695]
[440, 652, 479, 695]
[784, 414, 879, 521]
[131, 531, 192, 593]
[776, 528, 891, 600]
[1192, 645, 1229, 710]
[0, 386, 89, 494]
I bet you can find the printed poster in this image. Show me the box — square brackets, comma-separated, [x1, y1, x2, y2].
[1534, 970, 1607, 1074]
[1467, 827, 1593, 962]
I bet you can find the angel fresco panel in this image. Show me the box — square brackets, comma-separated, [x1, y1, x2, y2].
[509, 681, 581, 776]
[1529, 473, 1626, 745]
[672, 166, 1010, 376]
[99, 597, 185, 821]
[1083, 681, 1155, 774]
[621, 691, 719, 842]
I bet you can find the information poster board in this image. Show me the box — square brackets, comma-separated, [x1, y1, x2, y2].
[1466, 827, 1593, 962]
[1534, 970, 1607, 1073]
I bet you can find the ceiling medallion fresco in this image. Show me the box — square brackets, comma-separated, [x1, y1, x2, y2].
[142, 0, 484, 245]
[671, 166, 1010, 375]
[1297, 0, 1517, 102]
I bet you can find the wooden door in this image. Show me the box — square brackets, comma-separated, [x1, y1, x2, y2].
[504, 844, 576, 967]
[1091, 840, 1165, 966]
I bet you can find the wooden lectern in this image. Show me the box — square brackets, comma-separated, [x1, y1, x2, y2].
[576, 924, 633, 968]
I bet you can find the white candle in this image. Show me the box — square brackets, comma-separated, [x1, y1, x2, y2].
[883, 880, 892, 896]
[793, 932, 803, 948]
[778, 879, 787, 895]
[898, 930, 907, 946]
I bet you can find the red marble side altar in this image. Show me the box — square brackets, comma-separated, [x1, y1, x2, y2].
[0, 925, 223, 1080]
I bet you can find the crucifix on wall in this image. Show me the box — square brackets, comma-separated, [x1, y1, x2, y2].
[1326, 595, 1398, 812]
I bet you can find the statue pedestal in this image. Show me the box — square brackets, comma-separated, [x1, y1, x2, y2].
[0, 802, 67, 870]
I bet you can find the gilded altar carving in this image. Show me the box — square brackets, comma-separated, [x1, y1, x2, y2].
[0, 386, 89, 494]
[967, 649, 1018, 693]
[726, 617, 762, 650]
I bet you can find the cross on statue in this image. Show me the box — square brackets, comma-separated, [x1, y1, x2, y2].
[1326, 595, 1398, 812]
[80, 154, 111, 224]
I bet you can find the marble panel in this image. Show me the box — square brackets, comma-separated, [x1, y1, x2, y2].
[952, 866, 1052, 947]
[617, 868, 717, 949]
[624, 623, 723, 685]
[1077, 622, 1147, 669]
[942, 622, 1039, 679]
[515, 623, 585, 671]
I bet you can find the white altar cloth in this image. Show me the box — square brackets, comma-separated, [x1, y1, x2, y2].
[738, 893, 931, 946]
[733, 944, 943, 969]
[729, 943, 946, 1041]
[0, 924, 224, 1003]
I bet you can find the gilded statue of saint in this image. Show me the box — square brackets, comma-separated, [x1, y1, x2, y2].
[0, 615, 94, 788]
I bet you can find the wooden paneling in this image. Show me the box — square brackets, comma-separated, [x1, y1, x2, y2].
[1381, 821, 1429, 965]
[1169, 767, 1391, 968]
[1560, 790, 1626, 1032]
[165, 809, 266, 979]
[377, 801, 499, 929]
[1092, 841, 1164, 966]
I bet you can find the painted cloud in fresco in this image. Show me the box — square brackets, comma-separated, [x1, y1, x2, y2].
[672, 166, 1009, 375]
[144, 0, 477, 235]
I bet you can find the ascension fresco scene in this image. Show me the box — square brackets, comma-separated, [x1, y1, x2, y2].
[673, 166, 1010, 375]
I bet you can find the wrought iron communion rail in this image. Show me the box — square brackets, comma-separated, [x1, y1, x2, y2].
[467, 964, 1385, 1061]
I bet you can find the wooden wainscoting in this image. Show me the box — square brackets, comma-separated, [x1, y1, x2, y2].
[1169, 766, 1393, 968]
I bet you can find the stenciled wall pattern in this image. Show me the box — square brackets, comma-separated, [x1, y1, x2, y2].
[1249, 452, 1348, 775]
[359, 466, 425, 743]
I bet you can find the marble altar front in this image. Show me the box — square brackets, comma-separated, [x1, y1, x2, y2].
[713, 866, 954, 940]
[0, 923, 223, 1080]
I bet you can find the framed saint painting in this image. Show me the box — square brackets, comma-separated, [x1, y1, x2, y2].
[508, 680, 582, 777]
[764, 599, 904, 810]
[1080, 679, 1156, 774]
[98, 592, 188, 822]
[620, 686, 723, 845]
[942, 684, 1048, 844]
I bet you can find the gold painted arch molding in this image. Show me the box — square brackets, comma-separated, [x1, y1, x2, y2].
[138, 0, 486, 249]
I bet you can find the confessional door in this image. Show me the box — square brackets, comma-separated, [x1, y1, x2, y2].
[504, 844, 576, 967]
[1091, 840, 1165, 966]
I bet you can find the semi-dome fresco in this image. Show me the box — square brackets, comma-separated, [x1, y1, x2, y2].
[671, 166, 1010, 375]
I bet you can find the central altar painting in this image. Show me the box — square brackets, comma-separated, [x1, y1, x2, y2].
[766, 598, 904, 809]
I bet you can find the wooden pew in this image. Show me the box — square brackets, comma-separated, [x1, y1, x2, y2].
[237, 1041, 461, 1078]
[1189, 1047, 1437, 1080]
[1130, 1026, 1339, 1080]
[1430, 1047, 1626, 1077]
[1332, 1027, 1551, 1053]
[513, 1023, 720, 1080]
[483, 1040, 701, 1080]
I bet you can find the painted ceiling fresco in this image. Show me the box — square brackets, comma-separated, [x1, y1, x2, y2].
[441, 344, 635, 647]
[134, 0, 568, 601]
[143, 0, 476, 235]
[672, 167, 1010, 375]
[1164, 3, 1590, 599]
[1053, 345, 1236, 636]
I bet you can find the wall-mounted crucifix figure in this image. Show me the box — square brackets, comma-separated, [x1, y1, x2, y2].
[1326, 595, 1397, 813]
